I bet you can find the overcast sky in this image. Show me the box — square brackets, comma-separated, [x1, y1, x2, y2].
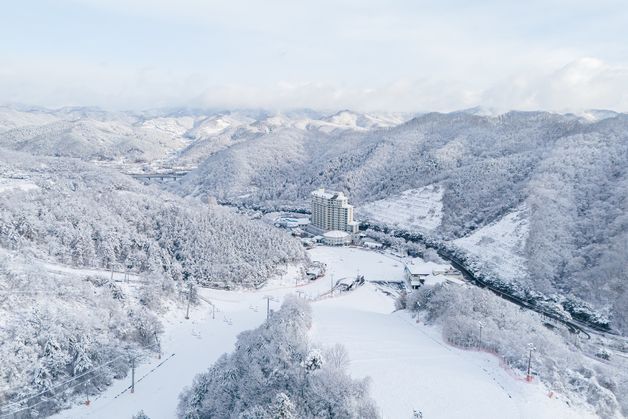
[2, 0, 628, 112]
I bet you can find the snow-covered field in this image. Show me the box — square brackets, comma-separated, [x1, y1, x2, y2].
[358, 185, 443, 232]
[452, 207, 529, 282]
[52, 246, 592, 419]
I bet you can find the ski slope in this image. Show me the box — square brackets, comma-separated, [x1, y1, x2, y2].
[452, 206, 529, 282]
[52, 247, 593, 419]
[358, 185, 443, 232]
[312, 286, 593, 419]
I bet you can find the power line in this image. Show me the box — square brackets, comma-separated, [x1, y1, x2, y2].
[0, 341, 160, 413]
[0, 354, 125, 413]
[0, 368, 108, 419]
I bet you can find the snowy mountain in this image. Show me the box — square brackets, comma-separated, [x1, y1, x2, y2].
[452, 206, 530, 283]
[0, 106, 60, 132]
[0, 107, 196, 163]
[1, 104, 627, 419]
[0, 106, 407, 168]
[176, 110, 628, 335]
[576, 109, 620, 122]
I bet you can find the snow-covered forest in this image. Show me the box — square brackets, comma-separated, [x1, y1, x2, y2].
[0, 146, 306, 417]
[1, 105, 626, 332]
[177, 296, 380, 419]
[1, 105, 626, 418]
[0, 150, 306, 288]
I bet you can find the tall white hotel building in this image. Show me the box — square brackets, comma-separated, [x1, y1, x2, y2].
[310, 188, 359, 234]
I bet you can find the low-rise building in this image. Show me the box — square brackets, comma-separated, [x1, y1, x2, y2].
[404, 264, 432, 289]
[322, 230, 352, 246]
[405, 262, 464, 289]
[362, 240, 383, 250]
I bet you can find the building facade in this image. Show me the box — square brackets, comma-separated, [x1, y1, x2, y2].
[310, 188, 359, 233]
[322, 230, 352, 245]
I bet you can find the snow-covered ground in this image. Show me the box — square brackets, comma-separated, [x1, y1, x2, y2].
[452, 207, 529, 282]
[0, 177, 38, 193]
[358, 185, 443, 232]
[52, 246, 592, 419]
[312, 286, 593, 419]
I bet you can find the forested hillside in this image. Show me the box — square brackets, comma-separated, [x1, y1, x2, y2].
[0, 150, 306, 288]
[0, 107, 194, 163]
[0, 149, 307, 416]
[176, 111, 628, 334]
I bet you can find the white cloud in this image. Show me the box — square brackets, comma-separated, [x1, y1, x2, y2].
[2, 56, 628, 113]
[2, 1, 628, 112]
[192, 79, 481, 112]
[482, 58, 628, 112]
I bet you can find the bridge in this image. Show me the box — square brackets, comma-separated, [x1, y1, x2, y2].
[128, 171, 191, 182]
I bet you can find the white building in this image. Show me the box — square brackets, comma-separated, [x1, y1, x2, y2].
[322, 230, 352, 246]
[310, 188, 359, 234]
[404, 262, 465, 289]
[404, 264, 432, 289]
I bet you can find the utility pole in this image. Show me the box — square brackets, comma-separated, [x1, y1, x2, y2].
[263, 295, 275, 320]
[154, 331, 161, 359]
[212, 304, 215, 320]
[185, 281, 193, 320]
[526, 344, 535, 382]
[131, 358, 136, 393]
[478, 321, 484, 348]
[330, 274, 334, 296]
[85, 378, 90, 406]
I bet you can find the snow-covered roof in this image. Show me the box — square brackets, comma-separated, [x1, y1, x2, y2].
[422, 274, 447, 286]
[311, 188, 346, 200]
[323, 230, 350, 239]
[405, 261, 453, 276]
[404, 264, 432, 276]
[444, 276, 465, 286]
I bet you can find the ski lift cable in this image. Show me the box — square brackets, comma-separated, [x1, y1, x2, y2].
[0, 368, 107, 419]
[0, 341, 160, 412]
